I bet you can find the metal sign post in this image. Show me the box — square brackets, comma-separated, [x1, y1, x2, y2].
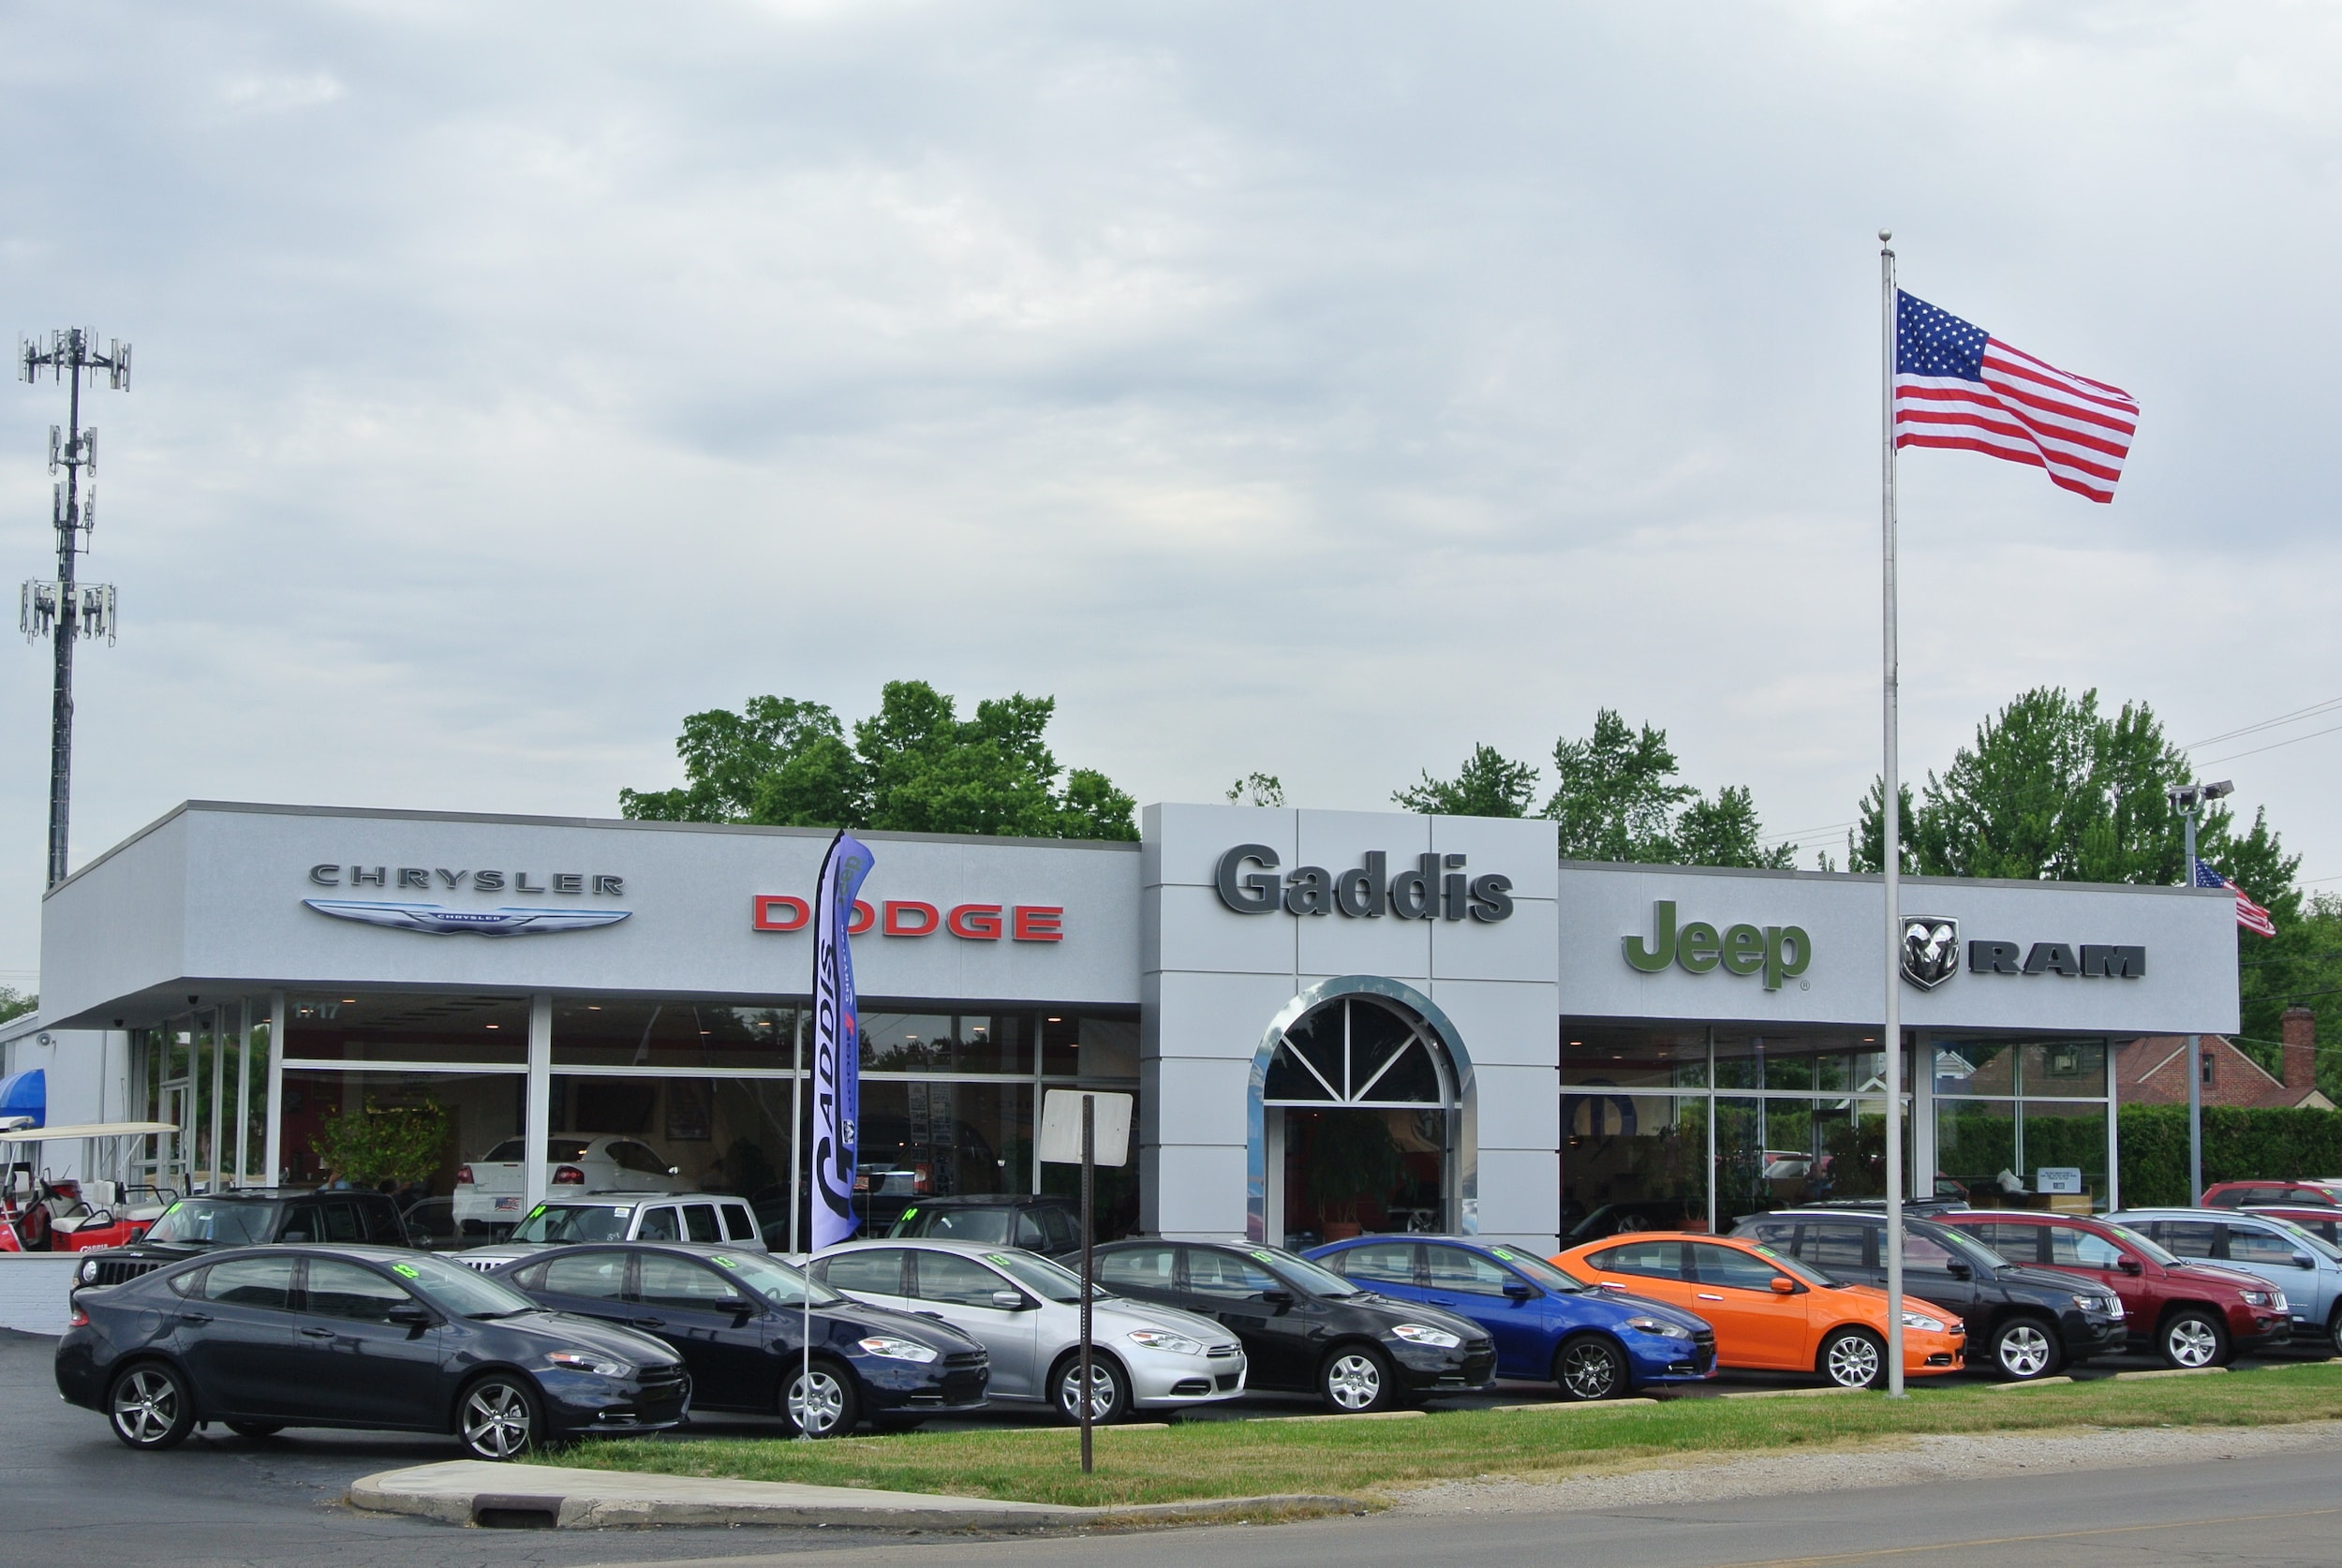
[1040, 1087, 1132, 1478]
[1079, 1094, 1094, 1473]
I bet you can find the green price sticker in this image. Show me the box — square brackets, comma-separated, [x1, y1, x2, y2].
[1249, 1250, 1279, 1265]
[901, 1206, 919, 1221]
[712, 1255, 738, 1269]
[986, 1253, 1019, 1268]
[392, 1264, 421, 1279]
[1492, 1248, 1519, 1262]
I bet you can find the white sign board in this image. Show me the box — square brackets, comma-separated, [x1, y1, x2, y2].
[2036, 1166, 2083, 1195]
[1040, 1089, 1133, 1168]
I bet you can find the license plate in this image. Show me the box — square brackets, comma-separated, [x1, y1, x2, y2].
[493, 1196, 521, 1211]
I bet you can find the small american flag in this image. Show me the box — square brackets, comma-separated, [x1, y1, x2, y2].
[1894, 292, 2139, 503]
[2195, 858, 2277, 939]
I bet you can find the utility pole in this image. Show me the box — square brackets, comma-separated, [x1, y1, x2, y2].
[18, 329, 128, 890]
[2169, 777, 2234, 1206]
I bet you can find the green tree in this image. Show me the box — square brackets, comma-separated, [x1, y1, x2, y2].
[621, 681, 1139, 841]
[0, 987, 33, 1027]
[1226, 773, 1285, 807]
[1392, 744, 1538, 818]
[310, 1097, 449, 1187]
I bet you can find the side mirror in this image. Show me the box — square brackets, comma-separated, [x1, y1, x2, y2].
[1770, 1276, 1797, 1294]
[1261, 1288, 1297, 1308]
[2118, 1257, 2143, 1275]
[1503, 1280, 1535, 1301]
[1944, 1261, 1973, 1280]
[990, 1289, 1030, 1311]
[2294, 1254, 2318, 1270]
[386, 1304, 436, 1328]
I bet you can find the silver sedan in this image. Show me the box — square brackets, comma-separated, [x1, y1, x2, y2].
[811, 1238, 1247, 1422]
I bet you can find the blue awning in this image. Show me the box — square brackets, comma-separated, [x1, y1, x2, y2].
[0, 1069, 45, 1129]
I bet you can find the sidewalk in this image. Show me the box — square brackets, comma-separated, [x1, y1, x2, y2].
[348, 1459, 1362, 1531]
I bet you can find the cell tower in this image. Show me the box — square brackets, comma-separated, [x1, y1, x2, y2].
[19, 328, 129, 890]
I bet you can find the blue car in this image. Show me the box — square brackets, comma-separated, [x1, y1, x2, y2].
[1304, 1235, 1716, 1399]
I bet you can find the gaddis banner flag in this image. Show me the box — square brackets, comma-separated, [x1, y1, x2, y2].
[809, 830, 875, 1250]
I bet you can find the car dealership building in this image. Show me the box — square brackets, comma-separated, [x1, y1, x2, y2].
[7, 798, 2241, 1253]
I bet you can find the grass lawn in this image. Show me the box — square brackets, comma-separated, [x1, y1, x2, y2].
[532, 1364, 2342, 1508]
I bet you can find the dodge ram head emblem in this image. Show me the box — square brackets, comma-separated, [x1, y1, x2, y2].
[1901, 916, 1959, 991]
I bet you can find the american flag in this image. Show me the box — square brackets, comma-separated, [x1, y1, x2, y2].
[2195, 858, 2277, 939]
[1894, 292, 2139, 503]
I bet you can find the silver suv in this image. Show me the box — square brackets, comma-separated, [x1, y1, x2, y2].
[453, 1191, 765, 1271]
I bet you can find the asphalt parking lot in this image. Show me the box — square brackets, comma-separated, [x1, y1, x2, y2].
[3, 1323, 2330, 1568]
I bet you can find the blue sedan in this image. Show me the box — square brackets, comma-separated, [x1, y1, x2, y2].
[1304, 1235, 1716, 1399]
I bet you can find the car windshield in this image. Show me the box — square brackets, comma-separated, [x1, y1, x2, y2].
[510, 1204, 634, 1244]
[1746, 1241, 1840, 1289]
[1920, 1222, 2008, 1273]
[2100, 1222, 2181, 1266]
[1482, 1244, 1581, 1293]
[980, 1250, 1101, 1303]
[896, 1207, 1013, 1244]
[707, 1251, 843, 1309]
[1249, 1246, 1359, 1298]
[391, 1253, 541, 1318]
[143, 1199, 275, 1247]
[2257, 1215, 2342, 1263]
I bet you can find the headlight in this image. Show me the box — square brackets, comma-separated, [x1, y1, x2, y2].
[1623, 1315, 1694, 1340]
[856, 1337, 941, 1363]
[2073, 1294, 2124, 1317]
[1125, 1329, 1205, 1355]
[2241, 1290, 2273, 1308]
[78, 1259, 97, 1283]
[2273, 1292, 2290, 1313]
[1389, 1323, 1462, 1348]
[545, 1350, 630, 1377]
[1902, 1311, 1946, 1333]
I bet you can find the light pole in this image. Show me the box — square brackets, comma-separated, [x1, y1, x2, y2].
[2168, 778, 2234, 1205]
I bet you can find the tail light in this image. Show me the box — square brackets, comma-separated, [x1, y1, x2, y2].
[912, 1162, 932, 1194]
[553, 1165, 586, 1185]
[455, 1164, 474, 1187]
[67, 1306, 87, 1328]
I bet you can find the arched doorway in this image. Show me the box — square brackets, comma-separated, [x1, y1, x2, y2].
[1248, 979, 1473, 1247]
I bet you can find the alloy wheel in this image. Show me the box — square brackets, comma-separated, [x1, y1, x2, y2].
[1325, 1352, 1384, 1411]
[1996, 1324, 2053, 1379]
[461, 1381, 534, 1459]
[111, 1368, 180, 1446]
[1559, 1340, 1622, 1400]
[1824, 1333, 1881, 1388]
[2166, 1318, 2220, 1368]
[789, 1369, 849, 1437]
[1056, 1361, 1120, 1423]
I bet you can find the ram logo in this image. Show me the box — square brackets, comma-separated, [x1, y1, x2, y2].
[1901, 916, 1960, 991]
[303, 899, 631, 938]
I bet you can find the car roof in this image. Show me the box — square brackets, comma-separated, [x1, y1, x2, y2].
[904, 1193, 1073, 1207]
[535, 1191, 741, 1203]
[820, 1237, 1047, 1260]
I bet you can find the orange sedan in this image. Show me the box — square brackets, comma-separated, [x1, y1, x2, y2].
[1552, 1233, 1964, 1389]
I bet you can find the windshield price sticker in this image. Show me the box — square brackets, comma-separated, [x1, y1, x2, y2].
[392, 1264, 421, 1279]
[986, 1253, 1019, 1268]
[712, 1255, 738, 1269]
[1491, 1247, 1519, 1262]
[1249, 1250, 1280, 1265]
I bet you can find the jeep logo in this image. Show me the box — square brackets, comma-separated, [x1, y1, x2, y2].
[1623, 901, 1811, 992]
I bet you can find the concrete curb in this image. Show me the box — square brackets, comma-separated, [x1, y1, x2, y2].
[348, 1460, 1366, 1532]
[1715, 1385, 1871, 1399]
[1490, 1398, 1660, 1413]
[2110, 1366, 2228, 1381]
[1985, 1376, 2074, 1391]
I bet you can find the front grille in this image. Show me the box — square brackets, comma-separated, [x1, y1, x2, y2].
[1207, 1343, 1239, 1358]
[1171, 1378, 1211, 1397]
[85, 1257, 161, 1289]
[942, 1351, 987, 1368]
[939, 1369, 988, 1405]
[1690, 1328, 1716, 1351]
[1214, 1372, 1241, 1392]
[1924, 1354, 1953, 1367]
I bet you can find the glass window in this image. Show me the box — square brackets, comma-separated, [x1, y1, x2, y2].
[1340, 1241, 1418, 1286]
[1799, 1222, 1871, 1272]
[281, 1069, 522, 1205]
[638, 1253, 746, 1311]
[541, 1250, 630, 1300]
[1689, 1242, 1784, 1292]
[394, 1254, 537, 1317]
[710, 1251, 839, 1309]
[683, 1204, 722, 1243]
[855, 1079, 1031, 1231]
[1038, 1206, 1077, 1252]
[1969, 1221, 2045, 1265]
[202, 1255, 294, 1309]
[512, 1203, 633, 1244]
[1592, 1239, 1684, 1280]
[1043, 1014, 1140, 1078]
[304, 1259, 413, 1323]
[145, 1199, 274, 1248]
[277, 1202, 327, 1242]
[552, 1000, 799, 1071]
[721, 1203, 757, 1242]
[319, 1201, 363, 1243]
[638, 1206, 680, 1241]
[1098, 1245, 1176, 1291]
[862, 1013, 1030, 1075]
[1562, 1092, 1709, 1243]
[1563, 1028, 1708, 1089]
[1183, 1250, 1282, 1298]
[1902, 1233, 1959, 1269]
[913, 1250, 1014, 1308]
[2048, 1225, 2126, 1269]
[286, 995, 528, 1065]
[2224, 1225, 2305, 1265]
[1014, 1211, 1048, 1250]
[925, 1208, 1014, 1245]
[1424, 1245, 1512, 1295]
[986, 1251, 1094, 1304]
[1738, 1219, 1797, 1248]
[818, 1248, 908, 1296]
[2156, 1220, 2221, 1260]
[1712, 1031, 1865, 1093]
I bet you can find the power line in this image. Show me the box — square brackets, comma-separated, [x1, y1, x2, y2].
[2179, 696, 2342, 753]
[2196, 719, 2342, 770]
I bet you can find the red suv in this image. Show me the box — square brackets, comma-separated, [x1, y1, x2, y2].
[2201, 1180, 2342, 1209]
[1944, 1210, 2290, 1368]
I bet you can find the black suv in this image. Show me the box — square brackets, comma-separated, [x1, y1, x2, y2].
[1732, 1208, 2126, 1380]
[885, 1195, 1086, 1258]
[71, 1190, 413, 1293]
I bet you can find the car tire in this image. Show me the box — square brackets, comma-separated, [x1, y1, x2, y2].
[1553, 1334, 1628, 1401]
[2325, 1304, 2342, 1359]
[457, 1374, 543, 1460]
[784, 1359, 861, 1439]
[2159, 1309, 2229, 1369]
[1318, 1343, 1402, 1413]
[1049, 1352, 1131, 1426]
[108, 1361, 197, 1451]
[1817, 1327, 1887, 1390]
[1989, 1317, 2063, 1382]
[224, 1421, 285, 1440]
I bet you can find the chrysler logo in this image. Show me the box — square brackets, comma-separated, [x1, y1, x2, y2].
[1901, 916, 1959, 991]
[304, 899, 631, 938]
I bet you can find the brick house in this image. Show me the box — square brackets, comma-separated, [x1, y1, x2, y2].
[2112, 1005, 2335, 1111]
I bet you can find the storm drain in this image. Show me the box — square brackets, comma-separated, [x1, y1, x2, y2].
[472, 1494, 564, 1529]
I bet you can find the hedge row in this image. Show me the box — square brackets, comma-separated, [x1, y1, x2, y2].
[2114, 1103, 2342, 1208]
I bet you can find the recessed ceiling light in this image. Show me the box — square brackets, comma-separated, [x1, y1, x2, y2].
[484, 1024, 498, 1029]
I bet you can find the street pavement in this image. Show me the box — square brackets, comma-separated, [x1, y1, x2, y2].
[7, 1325, 2339, 1568]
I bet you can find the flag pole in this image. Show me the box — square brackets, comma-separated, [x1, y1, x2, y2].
[1879, 229, 1906, 1398]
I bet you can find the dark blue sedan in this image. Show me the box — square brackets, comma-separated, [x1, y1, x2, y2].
[1305, 1235, 1716, 1399]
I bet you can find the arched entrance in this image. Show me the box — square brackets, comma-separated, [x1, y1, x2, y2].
[1247, 977, 1475, 1246]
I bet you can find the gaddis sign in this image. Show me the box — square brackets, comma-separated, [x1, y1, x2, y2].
[1211, 844, 1514, 923]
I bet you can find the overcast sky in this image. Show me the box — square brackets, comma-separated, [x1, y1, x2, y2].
[3, 2, 2338, 988]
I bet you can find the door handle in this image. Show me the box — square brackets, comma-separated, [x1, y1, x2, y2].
[631, 1316, 665, 1329]
[1697, 1293, 1725, 1302]
[298, 1325, 336, 1339]
[176, 1312, 212, 1325]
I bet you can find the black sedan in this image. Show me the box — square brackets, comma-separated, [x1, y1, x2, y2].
[55, 1245, 684, 1457]
[494, 1242, 989, 1435]
[1090, 1238, 1495, 1412]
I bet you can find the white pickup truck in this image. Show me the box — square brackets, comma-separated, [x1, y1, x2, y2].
[452, 1191, 768, 1270]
